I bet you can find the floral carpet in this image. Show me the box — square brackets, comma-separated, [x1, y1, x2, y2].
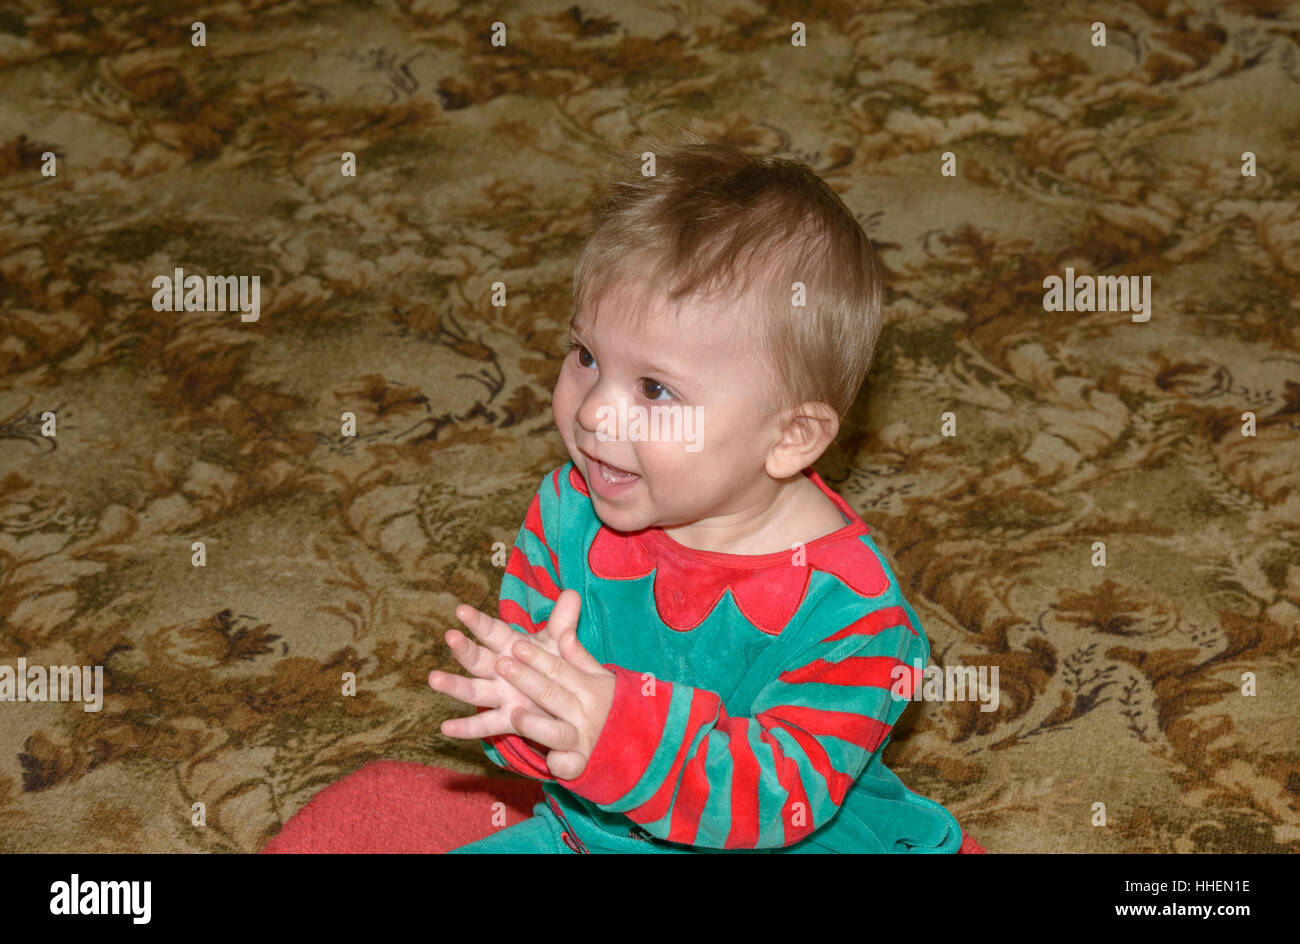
[1, 0, 1298, 852]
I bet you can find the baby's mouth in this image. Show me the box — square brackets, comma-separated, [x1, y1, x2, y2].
[593, 458, 638, 484]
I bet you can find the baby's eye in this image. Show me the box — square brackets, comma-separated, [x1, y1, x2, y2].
[568, 340, 595, 368]
[641, 379, 675, 402]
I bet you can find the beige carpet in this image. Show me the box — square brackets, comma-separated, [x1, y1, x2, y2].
[1, 0, 1298, 853]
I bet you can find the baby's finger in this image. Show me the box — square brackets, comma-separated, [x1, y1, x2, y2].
[511, 707, 580, 753]
[443, 629, 500, 679]
[498, 649, 582, 721]
[541, 590, 582, 643]
[456, 604, 522, 655]
[545, 750, 587, 782]
[428, 668, 499, 709]
[440, 706, 514, 741]
[511, 635, 592, 704]
[555, 621, 606, 675]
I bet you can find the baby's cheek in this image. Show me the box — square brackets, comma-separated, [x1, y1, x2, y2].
[551, 393, 574, 440]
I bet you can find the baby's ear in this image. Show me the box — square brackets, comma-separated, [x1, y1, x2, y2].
[765, 401, 839, 478]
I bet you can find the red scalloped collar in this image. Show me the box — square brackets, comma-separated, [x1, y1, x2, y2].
[568, 464, 888, 634]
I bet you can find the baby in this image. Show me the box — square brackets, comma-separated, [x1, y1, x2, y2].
[428, 133, 967, 853]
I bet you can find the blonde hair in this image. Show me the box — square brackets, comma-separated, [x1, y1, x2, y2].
[572, 128, 885, 435]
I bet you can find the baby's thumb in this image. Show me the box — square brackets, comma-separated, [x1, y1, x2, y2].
[548, 750, 585, 781]
[560, 624, 603, 672]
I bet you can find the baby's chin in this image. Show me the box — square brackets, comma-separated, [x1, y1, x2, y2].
[587, 487, 690, 536]
[590, 500, 712, 540]
[588, 500, 657, 535]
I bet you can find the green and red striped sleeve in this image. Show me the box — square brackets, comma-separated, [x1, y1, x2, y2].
[479, 472, 566, 779]
[553, 601, 926, 849]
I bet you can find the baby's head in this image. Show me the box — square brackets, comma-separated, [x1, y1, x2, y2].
[553, 131, 884, 540]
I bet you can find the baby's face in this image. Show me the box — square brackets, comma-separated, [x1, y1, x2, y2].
[553, 276, 784, 541]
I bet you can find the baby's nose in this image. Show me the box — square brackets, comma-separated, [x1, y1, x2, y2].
[576, 385, 619, 434]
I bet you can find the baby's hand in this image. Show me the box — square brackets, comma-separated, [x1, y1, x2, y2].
[428, 596, 570, 742]
[491, 590, 616, 781]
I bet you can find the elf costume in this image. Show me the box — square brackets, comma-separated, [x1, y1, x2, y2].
[449, 462, 965, 854]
